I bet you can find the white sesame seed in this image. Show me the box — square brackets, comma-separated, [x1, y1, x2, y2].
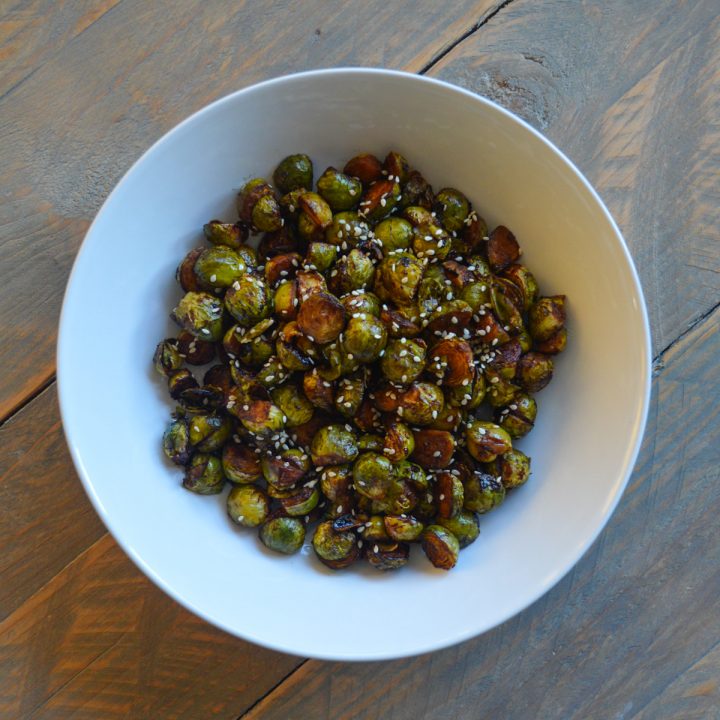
[433, 451, 442, 458]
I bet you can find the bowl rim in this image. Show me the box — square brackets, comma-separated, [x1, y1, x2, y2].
[57, 66, 652, 661]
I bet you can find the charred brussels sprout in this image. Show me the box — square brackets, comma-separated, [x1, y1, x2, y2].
[383, 422, 415, 463]
[353, 452, 395, 501]
[317, 167, 362, 211]
[466, 420, 512, 463]
[227, 485, 269, 527]
[359, 178, 401, 222]
[194, 246, 246, 290]
[380, 337, 426, 384]
[528, 295, 566, 342]
[464, 471, 505, 513]
[297, 291, 346, 344]
[342, 314, 387, 363]
[344, 153, 383, 185]
[262, 448, 311, 489]
[310, 425, 358, 466]
[306, 241, 338, 271]
[298, 192, 333, 242]
[237, 178, 282, 232]
[437, 511, 479, 548]
[312, 521, 359, 569]
[172, 291, 224, 341]
[384, 514, 424, 542]
[374, 252, 423, 305]
[398, 382, 444, 425]
[222, 442, 262, 484]
[163, 418, 192, 465]
[496, 393, 537, 438]
[154, 339, 182, 376]
[341, 291, 381, 318]
[374, 217, 413, 252]
[366, 541, 410, 571]
[203, 220, 248, 249]
[434, 188, 470, 232]
[271, 383, 314, 427]
[188, 413, 232, 452]
[183, 453, 225, 494]
[499, 448, 531, 489]
[517, 352, 554, 393]
[422, 525, 460, 570]
[224, 275, 273, 327]
[273, 153, 313, 193]
[330, 248, 375, 294]
[260, 517, 305, 554]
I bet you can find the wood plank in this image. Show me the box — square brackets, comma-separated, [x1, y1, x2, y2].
[240, 304, 720, 719]
[0, 1, 122, 99]
[0, 0, 500, 420]
[431, 0, 720, 356]
[0, 384, 105, 622]
[0, 534, 302, 720]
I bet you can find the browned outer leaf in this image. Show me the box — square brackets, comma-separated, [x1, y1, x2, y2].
[410, 430, 455, 469]
[488, 225, 520, 271]
[429, 338, 474, 387]
[343, 153, 383, 185]
[297, 292, 346, 344]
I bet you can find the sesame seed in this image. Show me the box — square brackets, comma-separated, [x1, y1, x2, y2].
[373, 544, 379, 553]
[433, 451, 442, 458]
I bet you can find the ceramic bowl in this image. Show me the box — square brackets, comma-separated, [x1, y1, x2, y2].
[58, 68, 651, 661]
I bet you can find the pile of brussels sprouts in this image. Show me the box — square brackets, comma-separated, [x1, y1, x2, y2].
[154, 151, 567, 571]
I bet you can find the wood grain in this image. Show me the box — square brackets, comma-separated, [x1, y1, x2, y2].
[0, 0, 500, 420]
[241, 302, 720, 720]
[431, 0, 720, 356]
[0, 534, 302, 719]
[0, 0, 121, 98]
[0, 384, 105, 621]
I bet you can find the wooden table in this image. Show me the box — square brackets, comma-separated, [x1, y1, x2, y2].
[1, 2, 718, 717]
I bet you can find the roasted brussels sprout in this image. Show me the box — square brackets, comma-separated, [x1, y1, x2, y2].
[374, 217, 414, 252]
[437, 511, 479, 548]
[374, 252, 423, 305]
[237, 178, 283, 232]
[310, 424, 358, 466]
[384, 514, 424, 542]
[344, 153, 383, 184]
[330, 248, 375, 294]
[495, 393, 537, 438]
[306, 241, 338, 271]
[466, 420, 512, 463]
[435, 471, 464, 519]
[194, 246, 247, 290]
[359, 178, 401, 222]
[298, 192, 333, 242]
[528, 295, 566, 342]
[312, 520, 359, 569]
[498, 448, 531, 489]
[260, 517, 306, 554]
[273, 153, 313, 193]
[366, 541, 410, 571]
[172, 291, 224, 341]
[410, 429, 455, 469]
[317, 167, 362, 211]
[353, 452, 395, 501]
[183, 453, 225, 494]
[422, 525, 460, 570]
[464, 471, 505, 513]
[163, 418, 192, 465]
[271, 383, 314, 427]
[224, 275, 273, 327]
[177, 330, 216, 366]
[517, 352, 554, 393]
[297, 291, 346, 344]
[434, 188, 470, 232]
[262, 448, 311, 489]
[227, 485, 269, 527]
[383, 421, 415, 463]
[398, 382, 444, 425]
[380, 337, 426, 384]
[154, 339, 182, 376]
[203, 220, 249, 249]
[222, 441, 262, 484]
[188, 413, 232, 452]
[342, 314, 387, 363]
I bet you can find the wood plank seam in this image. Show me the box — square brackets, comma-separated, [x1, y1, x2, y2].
[0, 371, 55, 429]
[236, 661, 310, 720]
[418, 0, 518, 73]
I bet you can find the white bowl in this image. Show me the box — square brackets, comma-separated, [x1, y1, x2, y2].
[58, 68, 651, 661]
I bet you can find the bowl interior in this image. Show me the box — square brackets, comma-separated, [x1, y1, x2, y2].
[58, 69, 650, 660]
